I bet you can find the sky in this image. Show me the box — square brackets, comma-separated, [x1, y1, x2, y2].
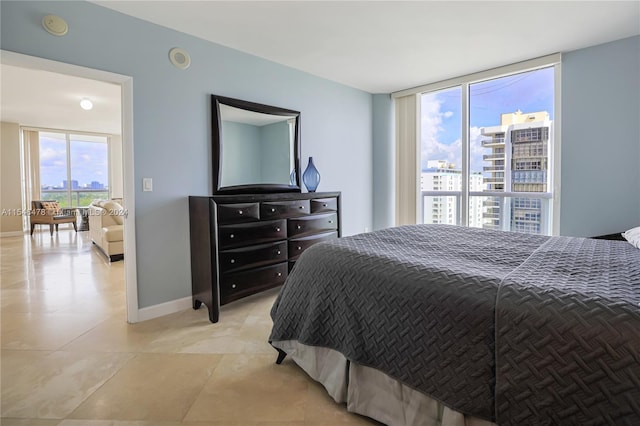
[421, 66, 554, 173]
[39, 133, 109, 188]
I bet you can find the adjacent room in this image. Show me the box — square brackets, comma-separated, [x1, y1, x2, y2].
[1, 1, 638, 425]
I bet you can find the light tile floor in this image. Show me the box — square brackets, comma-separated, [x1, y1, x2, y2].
[1, 231, 377, 426]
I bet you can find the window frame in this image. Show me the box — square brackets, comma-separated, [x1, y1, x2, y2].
[393, 54, 562, 235]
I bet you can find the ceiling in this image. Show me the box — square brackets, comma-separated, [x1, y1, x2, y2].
[0, 64, 122, 135]
[93, 1, 640, 93]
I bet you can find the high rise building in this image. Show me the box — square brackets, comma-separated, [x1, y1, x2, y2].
[421, 160, 484, 227]
[480, 110, 552, 234]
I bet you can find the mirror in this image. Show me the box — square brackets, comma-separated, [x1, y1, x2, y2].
[212, 95, 301, 194]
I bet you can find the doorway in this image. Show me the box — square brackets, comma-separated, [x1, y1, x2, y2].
[1, 50, 139, 322]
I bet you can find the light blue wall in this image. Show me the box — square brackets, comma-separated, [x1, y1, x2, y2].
[561, 36, 640, 236]
[220, 121, 261, 186]
[0, 1, 373, 308]
[260, 121, 291, 184]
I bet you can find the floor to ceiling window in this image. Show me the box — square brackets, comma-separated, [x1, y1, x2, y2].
[38, 131, 110, 207]
[416, 57, 558, 235]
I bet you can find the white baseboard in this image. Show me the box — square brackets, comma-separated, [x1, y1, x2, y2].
[1, 231, 25, 238]
[135, 296, 192, 322]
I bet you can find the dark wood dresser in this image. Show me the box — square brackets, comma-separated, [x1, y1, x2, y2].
[188, 191, 341, 322]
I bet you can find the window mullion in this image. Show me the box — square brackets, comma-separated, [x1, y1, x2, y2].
[66, 133, 72, 207]
[460, 83, 469, 227]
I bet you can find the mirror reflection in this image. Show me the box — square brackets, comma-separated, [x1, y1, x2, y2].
[219, 104, 296, 188]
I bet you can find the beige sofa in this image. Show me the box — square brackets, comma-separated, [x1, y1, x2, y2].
[89, 200, 124, 261]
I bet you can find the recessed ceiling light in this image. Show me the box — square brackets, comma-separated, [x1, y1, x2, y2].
[80, 98, 93, 110]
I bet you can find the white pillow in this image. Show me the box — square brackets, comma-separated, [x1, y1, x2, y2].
[622, 226, 640, 249]
[103, 200, 125, 225]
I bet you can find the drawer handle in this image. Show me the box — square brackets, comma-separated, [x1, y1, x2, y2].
[299, 206, 304, 209]
[322, 203, 327, 207]
[297, 246, 302, 250]
[329, 220, 334, 224]
[296, 225, 301, 230]
[276, 227, 281, 232]
[230, 234, 235, 239]
[231, 284, 237, 289]
[271, 208, 276, 213]
[238, 210, 243, 215]
[230, 259, 235, 264]
[277, 272, 282, 277]
[276, 250, 281, 255]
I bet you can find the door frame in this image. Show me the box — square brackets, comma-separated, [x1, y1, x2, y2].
[1, 50, 139, 323]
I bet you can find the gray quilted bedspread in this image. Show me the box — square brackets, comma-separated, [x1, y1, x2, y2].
[496, 235, 640, 425]
[269, 224, 640, 424]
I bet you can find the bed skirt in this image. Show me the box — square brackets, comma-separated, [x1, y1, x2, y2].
[272, 339, 495, 426]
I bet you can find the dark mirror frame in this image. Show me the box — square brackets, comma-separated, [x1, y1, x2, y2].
[212, 94, 301, 194]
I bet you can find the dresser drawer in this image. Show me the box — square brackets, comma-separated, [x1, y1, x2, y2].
[288, 231, 338, 261]
[217, 203, 260, 224]
[310, 198, 338, 213]
[288, 213, 338, 238]
[218, 219, 286, 249]
[219, 241, 287, 274]
[261, 200, 310, 220]
[220, 262, 288, 304]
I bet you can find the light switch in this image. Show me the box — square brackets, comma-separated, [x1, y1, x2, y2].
[143, 178, 153, 192]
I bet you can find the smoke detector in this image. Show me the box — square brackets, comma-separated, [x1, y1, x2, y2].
[42, 15, 68, 36]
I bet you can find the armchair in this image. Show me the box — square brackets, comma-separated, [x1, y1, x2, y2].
[30, 200, 77, 236]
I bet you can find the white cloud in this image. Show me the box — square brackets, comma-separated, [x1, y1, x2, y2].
[420, 95, 461, 169]
[469, 126, 486, 175]
[39, 146, 64, 162]
[420, 95, 489, 175]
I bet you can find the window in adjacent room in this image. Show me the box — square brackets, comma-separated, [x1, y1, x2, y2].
[38, 131, 110, 207]
[415, 57, 558, 235]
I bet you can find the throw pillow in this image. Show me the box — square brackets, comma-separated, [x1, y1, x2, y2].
[103, 200, 125, 225]
[622, 226, 640, 249]
[40, 201, 61, 216]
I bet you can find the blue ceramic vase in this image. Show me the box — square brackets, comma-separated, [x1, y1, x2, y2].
[302, 157, 320, 192]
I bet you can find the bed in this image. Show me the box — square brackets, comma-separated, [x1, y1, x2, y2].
[269, 224, 640, 425]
